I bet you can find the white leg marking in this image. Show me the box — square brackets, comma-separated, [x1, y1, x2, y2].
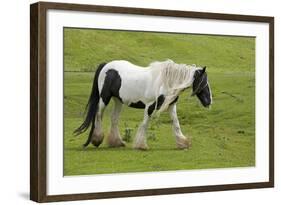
[107, 98, 125, 147]
[134, 106, 150, 150]
[91, 100, 105, 146]
[168, 103, 191, 149]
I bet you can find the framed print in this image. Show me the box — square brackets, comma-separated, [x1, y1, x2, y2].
[30, 1, 274, 202]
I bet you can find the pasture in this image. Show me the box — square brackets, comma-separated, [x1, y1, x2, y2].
[63, 28, 255, 176]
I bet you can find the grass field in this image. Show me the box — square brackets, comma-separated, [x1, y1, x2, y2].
[63, 28, 255, 176]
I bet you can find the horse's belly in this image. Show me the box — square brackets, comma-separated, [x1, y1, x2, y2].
[119, 81, 151, 105]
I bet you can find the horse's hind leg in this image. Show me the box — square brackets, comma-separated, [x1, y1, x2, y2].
[91, 100, 106, 147]
[107, 98, 126, 147]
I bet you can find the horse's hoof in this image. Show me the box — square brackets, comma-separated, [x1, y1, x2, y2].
[176, 137, 191, 149]
[133, 144, 149, 150]
[92, 139, 103, 147]
[107, 134, 126, 147]
[108, 140, 126, 148]
[91, 133, 104, 147]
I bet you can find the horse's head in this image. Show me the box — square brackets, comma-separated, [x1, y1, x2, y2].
[192, 67, 212, 108]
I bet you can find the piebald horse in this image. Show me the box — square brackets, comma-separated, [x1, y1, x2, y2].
[74, 60, 212, 150]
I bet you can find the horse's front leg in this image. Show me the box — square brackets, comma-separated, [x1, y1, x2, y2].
[168, 103, 191, 149]
[133, 106, 150, 150]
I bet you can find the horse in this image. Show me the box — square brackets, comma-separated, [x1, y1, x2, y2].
[74, 59, 212, 150]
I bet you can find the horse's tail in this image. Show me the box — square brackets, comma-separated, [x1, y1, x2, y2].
[73, 63, 106, 145]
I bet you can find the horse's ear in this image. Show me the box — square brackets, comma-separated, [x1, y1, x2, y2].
[202, 66, 206, 73]
[200, 66, 206, 76]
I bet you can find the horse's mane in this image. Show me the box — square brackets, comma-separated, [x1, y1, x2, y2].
[149, 59, 198, 113]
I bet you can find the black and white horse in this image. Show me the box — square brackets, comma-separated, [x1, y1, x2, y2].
[74, 60, 212, 150]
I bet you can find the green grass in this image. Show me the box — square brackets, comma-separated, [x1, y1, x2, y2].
[64, 28, 255, 72]
[63, 28, 255, 176]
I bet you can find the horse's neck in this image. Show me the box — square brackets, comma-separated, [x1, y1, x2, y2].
[148, 63, 195, 102]
[162, 65, 195, 91]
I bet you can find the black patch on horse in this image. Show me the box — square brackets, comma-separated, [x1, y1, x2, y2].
[192, 66, 211, 107]
[100, 69, 123, 105]
[169, 96, 179, 106]
[129, 101, 146, 109]
[148, 95, 165, 116]
[192, 67, 207, 95]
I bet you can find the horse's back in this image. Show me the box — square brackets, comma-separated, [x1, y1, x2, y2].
[98, 60, 155, 105]
[107, 60, 147, 72]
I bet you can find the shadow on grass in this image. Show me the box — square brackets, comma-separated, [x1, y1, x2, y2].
[65, 146, 188, 152]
